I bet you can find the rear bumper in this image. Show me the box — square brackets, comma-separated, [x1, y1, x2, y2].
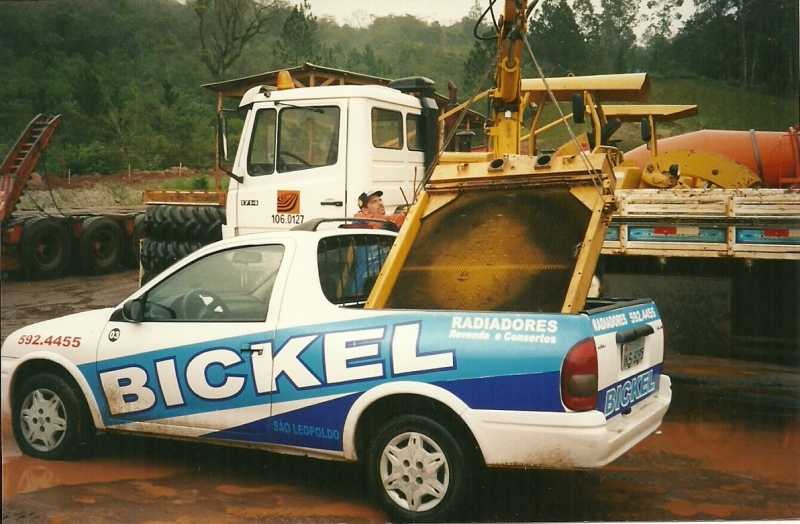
[466, 374, 672, 469]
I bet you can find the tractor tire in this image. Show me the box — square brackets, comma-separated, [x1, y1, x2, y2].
[78, 216, 125, 275]
[126, 214, 146, 268]
[20, 217, 72, 280]
[144, 205, 224, 243]
[140, 238, 204, 275]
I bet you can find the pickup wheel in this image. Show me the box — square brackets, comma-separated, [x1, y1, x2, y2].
[366, 415, 469, 523]
[20, 217, 72, 280]
[12, 374, 93, 461]
[79, 216, 125, 274]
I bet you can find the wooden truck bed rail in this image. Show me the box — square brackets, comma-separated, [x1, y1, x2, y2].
[603, 189, 800, 259]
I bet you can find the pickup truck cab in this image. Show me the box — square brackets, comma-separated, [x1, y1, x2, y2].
[1, 226, 671, 522]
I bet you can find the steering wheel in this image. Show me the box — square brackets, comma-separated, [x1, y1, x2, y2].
[278, 150, 311, 172]
[180, 290, 229, 320]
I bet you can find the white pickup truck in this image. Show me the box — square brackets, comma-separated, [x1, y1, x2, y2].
[1, 223, 671, 522]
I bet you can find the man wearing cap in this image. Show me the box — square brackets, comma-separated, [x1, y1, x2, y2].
[354, 190, 406, 229]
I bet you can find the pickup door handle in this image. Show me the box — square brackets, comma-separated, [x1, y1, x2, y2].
[320, 200, 343, 207]
[240, 343, 264, 356]
[616, 324, 655, 345]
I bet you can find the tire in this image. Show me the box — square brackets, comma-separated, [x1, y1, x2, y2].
[78, 216, 125, 275]
[20, 217, 72, 280]
[125, 214, 146, 268]
[12, 374, 94, 461]
[140, 238, 204, 274]
[366, 415, 470, 523]
[144, 205, 225, 242]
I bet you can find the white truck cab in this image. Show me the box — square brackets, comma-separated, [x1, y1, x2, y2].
[221, 77, 439, 239]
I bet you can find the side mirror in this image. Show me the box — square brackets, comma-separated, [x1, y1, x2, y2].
[122, 298, 144, 323]
[572, 93, 585, 124]
[217, 110, 243, 183]
[640, 117, 652, 143]
[218, 114, 229, 161]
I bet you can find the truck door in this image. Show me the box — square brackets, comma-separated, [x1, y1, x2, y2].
[95, 242, 290, 442]
[235, 102, 347, 235]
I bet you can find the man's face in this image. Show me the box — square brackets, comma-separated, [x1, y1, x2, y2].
[364, 195, 385, 215]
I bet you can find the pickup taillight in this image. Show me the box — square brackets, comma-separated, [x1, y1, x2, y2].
[561, 338, 598, 411]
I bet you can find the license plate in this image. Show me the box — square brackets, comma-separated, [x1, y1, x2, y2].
[621, 338, 645, 370]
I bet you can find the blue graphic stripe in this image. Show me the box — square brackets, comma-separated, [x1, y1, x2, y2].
[590, 303, 659, 336]
[437, 372, 563, 412]
[599, 364, 662, 418]
[628, 227, 726, 243]
[206, 393, 361, 451]
[736, 229, 800, 245]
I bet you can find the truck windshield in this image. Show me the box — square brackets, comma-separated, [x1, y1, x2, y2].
[247, 105, 340, 176]
[277, 106, 340, 174]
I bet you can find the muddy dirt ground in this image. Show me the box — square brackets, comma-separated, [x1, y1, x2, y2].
[2, 270, 799, 523]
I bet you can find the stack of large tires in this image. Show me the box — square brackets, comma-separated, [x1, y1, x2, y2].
[140, 205, 225, 285]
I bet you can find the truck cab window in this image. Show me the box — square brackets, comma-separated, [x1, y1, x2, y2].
[142, 245, 285, 322]
[277, 106, 340, 173]
[317, 235, 395, 307]
[406, 113, 425, 152]
[247, 108, 277, 176]
[372, 108, 403, 150]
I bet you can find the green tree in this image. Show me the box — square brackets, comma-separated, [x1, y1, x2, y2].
[527, 0, 587, 76]
[195, 0, 278, 81]
[596, 0, 638, 73]
[641, 0, 683, 72]
[73, 63, 106, 117]
[276, 1, 320, 67]
[671, 0, 798, 96]
[461, 38, 496, 99]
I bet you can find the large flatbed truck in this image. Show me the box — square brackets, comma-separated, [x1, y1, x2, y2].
[1, 115, 145, 279]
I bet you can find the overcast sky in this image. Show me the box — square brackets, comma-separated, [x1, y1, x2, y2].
[298, 0, 484, 27]
[294, 0, 696, 36]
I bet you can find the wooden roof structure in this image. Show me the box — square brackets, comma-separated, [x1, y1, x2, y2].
[201, 62, 484, 127]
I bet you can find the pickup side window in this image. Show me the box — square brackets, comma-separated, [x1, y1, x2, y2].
[142, 245, 285, 322]
[372, 108, 403, 150]
[248, 108, 277, 176]
[317, 235, 395, 307]
[406, 113, 425, 152]
[277, 106, 340, 173]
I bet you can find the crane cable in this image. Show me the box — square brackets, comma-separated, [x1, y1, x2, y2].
[521, 30, 607, 196]
[413, 38, 505, 198]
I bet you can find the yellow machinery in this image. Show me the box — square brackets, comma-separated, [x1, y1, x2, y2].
[582, 105, 763, 190]
[365, 0, 638, 315]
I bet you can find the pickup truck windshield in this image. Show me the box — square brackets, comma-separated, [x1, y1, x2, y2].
[142, 245, 285, 322]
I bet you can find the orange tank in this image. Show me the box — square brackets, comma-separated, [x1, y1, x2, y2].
[624, 129, 799, 188]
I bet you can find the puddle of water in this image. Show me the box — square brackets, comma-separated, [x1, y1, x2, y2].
[225, 501, 385, 520]
[662, 498, 738, 519]
[2, 416, 192, 500]
[216, 484, 299, 495]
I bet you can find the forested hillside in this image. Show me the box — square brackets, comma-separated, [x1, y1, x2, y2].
[0, 0, 797, 177]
